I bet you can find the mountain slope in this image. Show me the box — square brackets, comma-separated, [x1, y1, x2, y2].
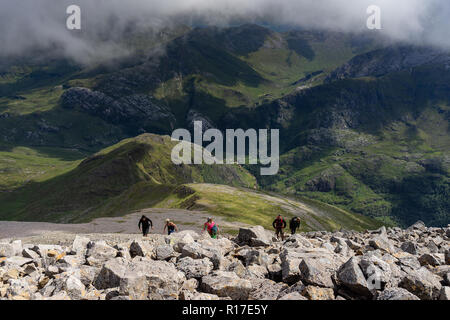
[0, 134, 256, 222]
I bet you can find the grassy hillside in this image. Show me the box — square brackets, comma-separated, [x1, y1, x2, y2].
[0, 134, 256, 222]
[158, 183, 382, 232]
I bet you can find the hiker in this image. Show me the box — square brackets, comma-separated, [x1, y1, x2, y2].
[272, 214, 286, 241]
[138, 215, 153, 237]
[289, 216, 301, 235]
[164, 219, 178, 235]
[204, 217, 218, 239]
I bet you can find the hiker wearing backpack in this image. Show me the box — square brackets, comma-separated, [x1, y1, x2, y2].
[164, 219, 178, 235]
[138, 215, 153, 237]
[204, 217, 218, 239]
[272, 214, 287, 241]
[289, 216, 301, 235]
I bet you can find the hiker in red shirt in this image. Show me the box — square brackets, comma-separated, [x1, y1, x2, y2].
[204, 217, 218, 239]
[272, 214, 287, 241]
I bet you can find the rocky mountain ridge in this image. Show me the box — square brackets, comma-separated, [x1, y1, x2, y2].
[0, 221, 449, 300]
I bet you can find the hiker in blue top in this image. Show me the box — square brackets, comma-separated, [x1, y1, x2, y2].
[164, 219, 178, 235]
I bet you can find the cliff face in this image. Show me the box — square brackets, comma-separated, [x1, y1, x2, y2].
[0, 222, 449, 300]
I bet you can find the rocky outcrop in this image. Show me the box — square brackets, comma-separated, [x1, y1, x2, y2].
[60, 87, 176, 133]
[0, 221, 449, 300]
[326, 46, 450, 82]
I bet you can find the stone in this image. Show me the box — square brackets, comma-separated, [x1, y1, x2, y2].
[299, 258, 336, 288]
[359, 254, 393, 291]
[201, 271, 253, 300]
[190, 292, 220, 300]
[129, 240, 153, 258]
[302, 286, 335, 300]
[0, 243, 14, 258]
[155, 244, 175, 261]
[399, 267, 442, 300]
[407, 221, 427, 232]
[376, 288, 420, 300]
[439, 287, 450, 300]
[369, 235, 395, 254]
[445, 250, 449, 265]
[4, 256, 33, 267]
[177, 257, 213, 279]
[65, 275, 86, 300]
[85, 241, 117, 267]
[93, 257, 128, 290]
[173, 233, 195, 253]
[119, 272, 148, 300]
[400, 241, 418, 255]
[31, 245, 63, 258]
[22, 248, 39, 260]
[444, 273, 450, 286]
[246, 265, 268, 279]
[418, 253, 443, 267]
[278, 292, 308, 300]
[71, 235, 90, 256]
[131, 258, 186, 300]
[280, 247, 343, 285]
[79, 265, 99, 287]
[181, 242, 223, 269]
[267, 263, 282, 281]
[236, 226, 272, 247]
[248, 279, 287, 300]
[337, 257, 372, 297]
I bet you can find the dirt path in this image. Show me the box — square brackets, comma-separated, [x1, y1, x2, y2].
[0, 208, 251, 243]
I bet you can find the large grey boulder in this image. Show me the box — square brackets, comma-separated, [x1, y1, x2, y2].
[299, 258, 336, 288]
[177, 257, 213, 279]
[0, 243, 16, 258]
[369, 235, 395, 254]
[86, 241, 117, 267]
[119, 272, 148, 300]
[129, 240, 153, 258]
[22, 248, 39, 260]
[418, 253, 444, 267]
[130, 257, 186, 300]
[400, 241, 418, 255]
[248, 279, 288, 300]
[155, 244, 175, 261]
[71, 235, 90, 256]
[399, 267, 442, 300]
[236, 226, 272, 247]
[359, 255, 393, 291]
[181, 242, 223, 269]
[93, 258, 128, 290]
[280, 247, 343, 285]
[200, 271, 252, 300]
[65, 275, 86, 300]
[337, 257, 372, 297]
[376, 288, 420, 300]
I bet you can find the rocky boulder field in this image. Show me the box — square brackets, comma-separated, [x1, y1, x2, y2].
[0, 221, 449, 300]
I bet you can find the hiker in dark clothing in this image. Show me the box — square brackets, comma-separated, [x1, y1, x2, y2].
[138, 215, 153, 237]
[164, 219, 178, 235]
[290, 216, 301, 235]
[272, 214, 287, 241]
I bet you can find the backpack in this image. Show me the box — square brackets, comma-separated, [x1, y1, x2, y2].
[275, 217, 284, 228]
[211, 223, 218, 233]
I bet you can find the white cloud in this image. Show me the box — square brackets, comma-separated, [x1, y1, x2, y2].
[0, 0, 448, 64]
